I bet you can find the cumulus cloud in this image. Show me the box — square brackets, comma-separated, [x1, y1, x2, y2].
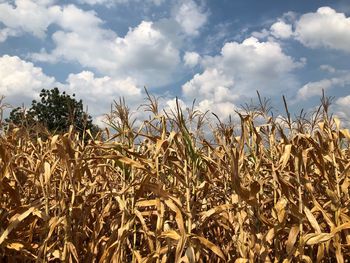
[163, 96, 238, 120]
[78, 0, 128, 5]
[67, 71, 141, 99]
[173, 0, 208, 36]
[198, 100, 237, 119]
[297, 79, 337, 100]
[55, 4, 105, 34]
[270, 20, 293, 39]
[182, 37, 303, 118]
[253, 6, 350, 54]
[336, 95, 350, 108]
[0, 0, 59, 39]
[251, 29, 270, 39]
[0, 55, 144, 118]
[30, 3, 181, 87]
[252, 12, 295, 40]
[183, 68, 236, 102]
[0, 27, 19, 42]
[111, 21, 180, 82]
[151, 0, 208, 45]
[217, 37, 301, 77]
[164, 97, 187, 113]
[77, 0, 164, 7]
[0, 1, 107, 41]
[295, 6, 350, 52]
[320, 64, 336, 73]
[297, 74, 350, 100]
[149, 0, 164, 6]
[31, 4, 118, 69]
[335, 95, 350, 127]
[0, 55, 57, 99]
[0, 0, 210, 122]
[7, 0, 346, 123]
[66, 71, 142, 115]
[183, 51, 200, 67]
[0, 1, 181, 88]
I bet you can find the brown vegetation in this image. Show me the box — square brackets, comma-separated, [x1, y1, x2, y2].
[0, 95, 350, 262]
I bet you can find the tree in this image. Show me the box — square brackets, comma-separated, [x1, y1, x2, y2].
[6, 88, 99, 135]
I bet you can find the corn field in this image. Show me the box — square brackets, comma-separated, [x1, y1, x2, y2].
[0, 95, 350, 262]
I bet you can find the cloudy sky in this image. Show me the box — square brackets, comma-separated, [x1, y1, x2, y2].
[1, 0, 350, 126]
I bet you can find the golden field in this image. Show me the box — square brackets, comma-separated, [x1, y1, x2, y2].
[0, 96, 350, 262]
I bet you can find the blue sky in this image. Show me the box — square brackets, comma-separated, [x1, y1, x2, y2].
[1, 0, 350, 126]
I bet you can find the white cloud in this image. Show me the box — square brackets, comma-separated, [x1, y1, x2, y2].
[0, 0, 202, 123]
[182, 37, 303, 119]
[183, 51, 200, 67]
[197, 99, 237, 119]
[164, 97, 187, 113]
[295, 6, 350, 52]
[77, 0, 164, 7]
[0, 55, 56, 98]
[111, 21, 180, 81]
[0, 1, 113, 41]
[31, 4, 120, 73]
[150, 0, 164, 6]
[0, 27, 19, 42]
[297, 74, 350, 100]
[217, 37, 300, 77]
[0, 0, 59, 39]
[253, 7, 350, 53]
[335, 95, 350, 128]
[173, 0, 208, 36]
[183, 68, 236, 102]
[270, 20, 293, 39]
[0, 55, 145, 118]
[67, 71, 141, 99]
[297, 79, 336, 100]
[78, 0, 128, 5]
[66, 71, 142, 115]
[56, 4, 105, 34]
[336, 95, 350, 107]
[320, 64, 336, 73]
[251, 29, 270, 39]
[0, 1, 181, 88]
[32, 7, 181, 87]
[252, 11, 296, 40]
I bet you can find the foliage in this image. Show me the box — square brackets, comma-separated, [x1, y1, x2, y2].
[0, 95, 349, 262]
[5, 88, 99, 135]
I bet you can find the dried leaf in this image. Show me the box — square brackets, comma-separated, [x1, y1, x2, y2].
[279, 144, 292, 169]
[304, 233, 334, 245]
[286, 225, 299, 254]
[0, 206, 36, 245]
[304, 206, 321, 233]
[160, 230, 181, 240]
[192, 235, 226, 261]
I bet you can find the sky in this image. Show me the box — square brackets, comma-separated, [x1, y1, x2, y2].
[1, 0, 350, 127]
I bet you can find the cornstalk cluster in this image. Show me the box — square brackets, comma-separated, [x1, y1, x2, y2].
[0, 94, 349, 262]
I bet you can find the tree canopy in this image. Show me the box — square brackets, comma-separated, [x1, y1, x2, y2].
[6, 88, 98, 135]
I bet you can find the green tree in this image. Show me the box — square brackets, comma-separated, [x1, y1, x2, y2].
[6, 88, 99, 135]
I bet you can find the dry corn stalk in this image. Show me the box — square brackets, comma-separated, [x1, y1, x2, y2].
[0, 95, 349, 262]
